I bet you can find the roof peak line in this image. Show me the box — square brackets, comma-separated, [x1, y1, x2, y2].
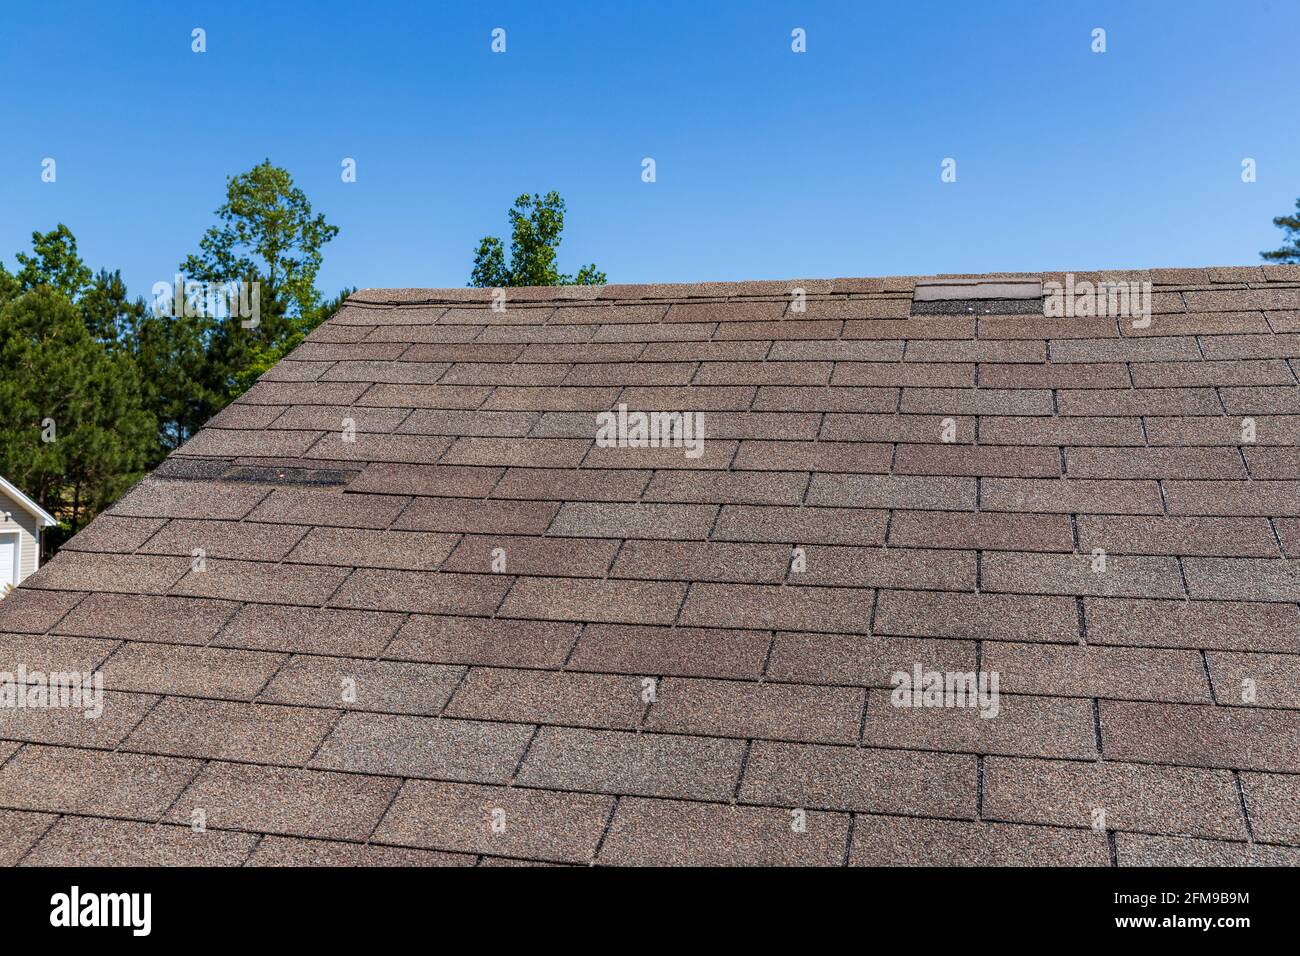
[346, 265, 1300, 308]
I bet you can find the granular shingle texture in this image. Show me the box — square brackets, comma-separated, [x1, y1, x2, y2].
[2, 267, 1300, 866]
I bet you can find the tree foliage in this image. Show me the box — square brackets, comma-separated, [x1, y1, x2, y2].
[14, 224, 92, 300]
[0, 289, 154, 549]
[470, 192, 605, 287]
[0, 264, 18, 305]
[182, 160, 339, 318]
[230, 285, 355, 394]
[181, 160, 340, 406]
[130, 305, 219, 454]
[1262, 198, 1300, 264]
[81, 268, 143, 348]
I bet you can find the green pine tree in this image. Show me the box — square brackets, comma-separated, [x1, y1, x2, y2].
[0, 288, 154, 553]
[1262, 198, 1300, 264]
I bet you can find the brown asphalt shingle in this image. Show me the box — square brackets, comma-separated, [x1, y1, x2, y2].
[848, 816, 1111, 867]
[5, 267, 1300, 866]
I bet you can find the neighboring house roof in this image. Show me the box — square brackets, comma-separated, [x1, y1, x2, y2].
[1, 264, 1299, 866]
[0, 475, 56, 528]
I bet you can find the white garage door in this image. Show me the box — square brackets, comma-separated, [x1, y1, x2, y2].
[0, 534, 16, 587]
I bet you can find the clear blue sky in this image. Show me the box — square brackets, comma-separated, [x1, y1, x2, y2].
[3, 0, 1298, 298]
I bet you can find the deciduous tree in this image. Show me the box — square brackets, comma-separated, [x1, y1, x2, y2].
[470, 192, 605, 287]
[14, 224, 92, 300]
[181, 160, 339, 403]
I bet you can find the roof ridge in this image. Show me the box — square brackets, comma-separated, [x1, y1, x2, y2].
[347, 265, 1300, 307]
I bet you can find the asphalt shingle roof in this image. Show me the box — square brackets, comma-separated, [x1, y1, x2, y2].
[3, 265, 1300, 865]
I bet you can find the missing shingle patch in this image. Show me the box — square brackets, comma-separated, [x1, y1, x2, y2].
[152, 458, 232, 481]
[221, 465, 359, 486]
[153, 457, 358, 487]
[911, 279, 1043, 315]
[911, 298, 1042, 315]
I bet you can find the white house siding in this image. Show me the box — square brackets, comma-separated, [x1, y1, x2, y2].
[0, 487, 41, 584]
